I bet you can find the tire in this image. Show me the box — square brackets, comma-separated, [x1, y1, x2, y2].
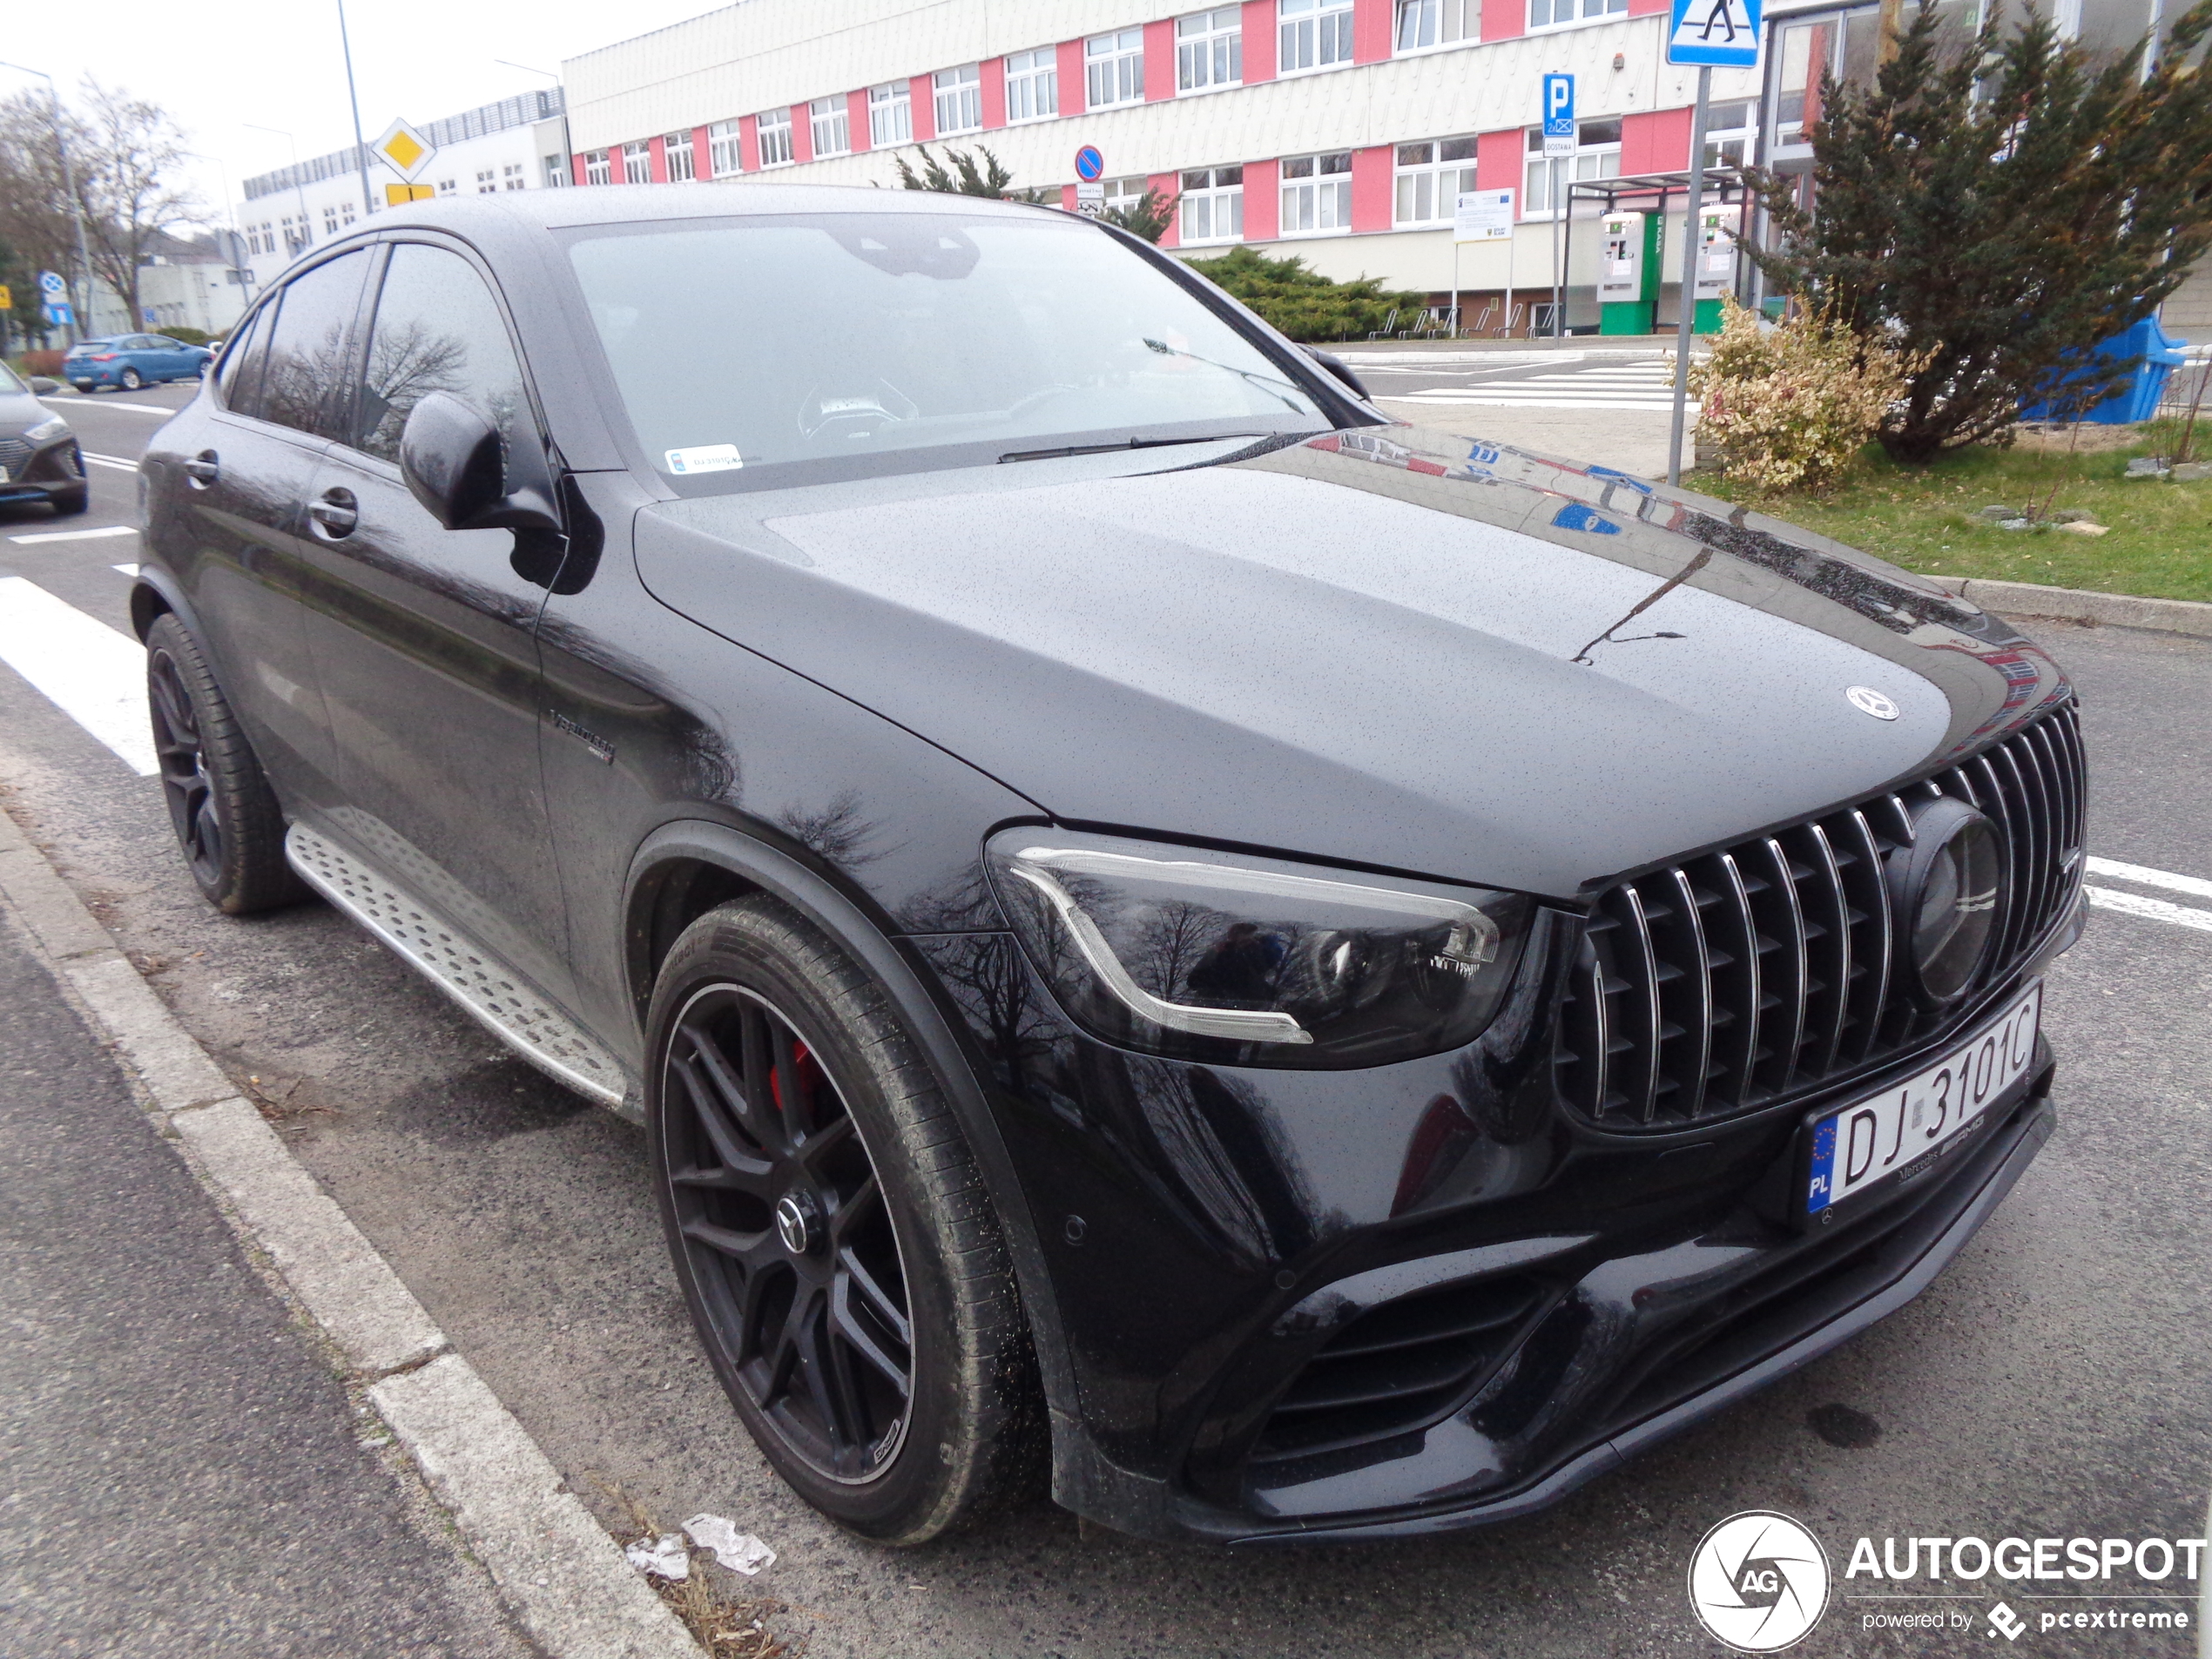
[144, 613, 305, 914]
[50, 485, 89, 516]
[118, 367, 143, 391]
[71, 381, 93, 395]
[646, 894, 1042, 1544]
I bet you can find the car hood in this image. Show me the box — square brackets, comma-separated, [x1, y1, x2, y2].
[632, 426, 2068, 899]
[0, 390, 52, 435]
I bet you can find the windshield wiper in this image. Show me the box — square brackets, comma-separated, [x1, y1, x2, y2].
[999, 433, 1267, 464]
[1141, 339, 1311, 414]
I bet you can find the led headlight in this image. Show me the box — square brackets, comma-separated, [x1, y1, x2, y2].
[24, 416, 69, 442]
[985, 828, 1531, 1069]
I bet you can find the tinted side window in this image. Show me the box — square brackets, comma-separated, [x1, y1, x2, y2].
[359, 243, 531, 464]
[260, 250, 369, 442]
[215, 304, 272, 416]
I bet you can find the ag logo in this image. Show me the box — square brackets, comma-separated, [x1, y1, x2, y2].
[1688, 1510, 1832, 1651]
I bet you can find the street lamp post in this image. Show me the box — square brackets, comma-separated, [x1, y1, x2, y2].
[0, 60, 98, 346]
[246, 125, 314, 260]
[334, 0, 376, 219]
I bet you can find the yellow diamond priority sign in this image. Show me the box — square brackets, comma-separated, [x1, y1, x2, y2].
[374, 118, 435, 182]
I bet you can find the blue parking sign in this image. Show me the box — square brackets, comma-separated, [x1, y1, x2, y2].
[1541, 73, 1575, 157]
[1669, 0, 1763, 66]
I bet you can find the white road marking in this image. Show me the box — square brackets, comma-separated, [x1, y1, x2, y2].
[2085, 886, 2212, 934]
[7, 524, 138, 544]
[81, 451, 138, 472]
[0, 576, 157, 775]
[2085, 855, 2212, 903]
[39, 396, 181, 415]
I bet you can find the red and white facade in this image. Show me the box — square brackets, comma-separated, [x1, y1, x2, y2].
[560, 0, 1769, 315]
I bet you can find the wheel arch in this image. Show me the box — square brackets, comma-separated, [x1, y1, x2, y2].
[127, 566, 194, 643]
[621, 820, 1083, 1447]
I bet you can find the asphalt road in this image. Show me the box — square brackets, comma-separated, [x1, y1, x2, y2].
[2, 381, 2209, 1656]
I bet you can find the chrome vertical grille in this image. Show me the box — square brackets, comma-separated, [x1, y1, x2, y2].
[1554, 701, 2085, 1129]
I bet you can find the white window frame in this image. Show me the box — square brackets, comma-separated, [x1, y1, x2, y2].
[1393, 136, 1479, 225]
[869, 82, 913, 147]
[1280, 150, 1354, 233]
[707, 119, 744, 177]
[1522, 119, 1622, 217]
[1278, 0, 1356, 75]
[1528, 0, 1627, 31]
[662, 132, 696, 181]
[502, 161, 527, 191]
[1086, 29, 1146, 108]
[1394, 0, 1479, 51]
[543, 156, 567, 187]
[1005, 47, 1058, 123]
[1700, 99, 1757, 170]
[474, 168, 496, 194]
[934, 64, 982, 135]
[583, 150, 612, 185]
[620, 141, 651, 184]
[758, 108, 793, 168]
[1177, 165, 1244, 244]
[810, 96, 850, 157]
[1177, 9, 1243, 93]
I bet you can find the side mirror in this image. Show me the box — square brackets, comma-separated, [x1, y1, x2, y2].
[398, 390, 561, 534]
[27, 376, 58, 395]
[1303, 347, 1370, 402]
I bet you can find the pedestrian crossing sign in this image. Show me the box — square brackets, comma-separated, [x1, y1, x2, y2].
[1669, 0, 1762, 66]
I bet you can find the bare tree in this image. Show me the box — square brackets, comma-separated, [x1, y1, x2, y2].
[0, 91, 82, 303]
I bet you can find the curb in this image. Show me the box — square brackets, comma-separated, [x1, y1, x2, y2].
[1926, 575, 2212, 640]
[0, 807, 704, 1659]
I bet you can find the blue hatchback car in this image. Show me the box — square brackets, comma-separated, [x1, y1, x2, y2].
[64, 334, 213, 394]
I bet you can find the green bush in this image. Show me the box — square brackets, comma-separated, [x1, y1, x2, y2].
[157, 326, 211, 347]
[1180, 247, 1426, 342]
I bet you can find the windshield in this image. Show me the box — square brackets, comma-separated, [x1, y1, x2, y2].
[0, 362, 24, 395]
[566, 211, 1330, 487]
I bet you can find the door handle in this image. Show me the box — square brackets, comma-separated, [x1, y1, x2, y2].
[183, 452, 219, 488]
[307, 489, 358, 537]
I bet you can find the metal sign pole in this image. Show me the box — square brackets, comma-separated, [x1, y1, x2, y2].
[1668, 64, 1713, 486]
[1551, 158, 1564, 338]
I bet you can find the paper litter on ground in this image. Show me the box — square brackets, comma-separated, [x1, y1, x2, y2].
[683, 1513, 777, 1575]
[625, 1533, 691, 1580]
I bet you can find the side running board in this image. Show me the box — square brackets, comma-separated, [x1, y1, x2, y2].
[285, 822, 638, 1120]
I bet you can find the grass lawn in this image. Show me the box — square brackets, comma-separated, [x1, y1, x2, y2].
[1689, 426, 2212, 604]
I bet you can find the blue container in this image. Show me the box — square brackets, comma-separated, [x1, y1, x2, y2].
[2023, 315, 2189, 423]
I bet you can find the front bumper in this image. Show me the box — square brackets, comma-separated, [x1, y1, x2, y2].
[0, 435, 84, 505]
[907, 900, 2071, 1545]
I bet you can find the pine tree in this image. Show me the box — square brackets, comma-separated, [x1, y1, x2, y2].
[1747, 0, 2212, 461]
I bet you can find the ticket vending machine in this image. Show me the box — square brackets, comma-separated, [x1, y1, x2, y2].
[1597, 212, 1658, 334]
[1691, 202, 1741, 333]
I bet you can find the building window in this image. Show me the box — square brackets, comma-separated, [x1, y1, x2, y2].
[1279, 0, 1356, 72]
[1087, 29, 1145, 108]
[1394, 136, 1478, 224]
[1178, 9, 1243, 91]
[809, 96, 851, 157]
[869, 82, 912, 146]
[1005, 47, 1058, 122]
[1701, 100, 1757, 168]
[584, 150, 612, 185]
[502, 162, 527, 190]
[323, 205, 341, 234]
[543, 154, 568, 187]
[475, 167, 497, 193]
[1530, 0, 1627, 28]
[622, 141, 652, 184]
[1179, 165, 1244, 242]
[1523, 118, 1622, 212]
[436, 178, 457, 195]
[934, 64, 981, 135]
[708, 119, 745, 176]
[1281, 151, 1353, 232]
[1395, 0, 1477, 48]
[758, 108, 793, 167]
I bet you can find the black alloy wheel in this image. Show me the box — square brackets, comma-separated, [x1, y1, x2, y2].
[646, 896, 1042, 1542]
[142, 613, 304, 914]
[664, 982, 914, 1481]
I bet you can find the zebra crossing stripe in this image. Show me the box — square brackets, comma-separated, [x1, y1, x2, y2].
[0, 576, 157, 775]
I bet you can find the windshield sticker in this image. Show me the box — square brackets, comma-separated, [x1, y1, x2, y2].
[665, 444, 744, 475]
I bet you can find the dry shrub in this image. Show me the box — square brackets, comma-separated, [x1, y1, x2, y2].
[1689, 295, 1926, 492]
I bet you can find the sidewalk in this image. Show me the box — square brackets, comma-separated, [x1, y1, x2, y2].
[0, 909, 534, 1659]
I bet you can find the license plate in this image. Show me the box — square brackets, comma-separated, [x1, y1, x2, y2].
[1804, 982, 2042, 1223]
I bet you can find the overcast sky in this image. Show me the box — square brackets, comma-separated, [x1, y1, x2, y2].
[2, 0, 720, 230]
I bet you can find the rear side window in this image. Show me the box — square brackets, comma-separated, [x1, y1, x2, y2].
[356, 242, 532, 463]
[216, 307, 272, 415]
[258, 250, 370, 442]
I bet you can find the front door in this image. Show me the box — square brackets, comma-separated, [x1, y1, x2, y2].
[297, 238, 574, 1001]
